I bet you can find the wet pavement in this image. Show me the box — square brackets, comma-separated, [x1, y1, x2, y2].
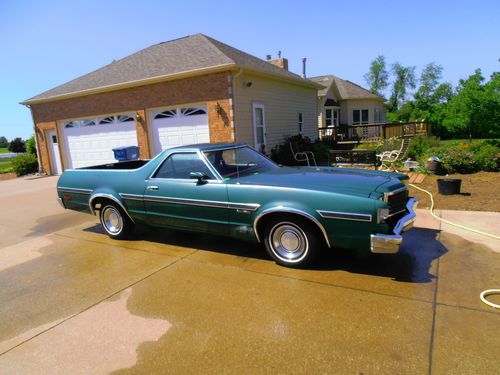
[0, 176, 499, 374]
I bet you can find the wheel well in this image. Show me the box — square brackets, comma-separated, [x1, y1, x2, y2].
[255, 212, 329, 248]
[90, 197, 112, 214]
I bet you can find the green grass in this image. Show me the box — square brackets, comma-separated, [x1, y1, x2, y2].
[0, 157, 15, 173]
[0, 147, 9, 153]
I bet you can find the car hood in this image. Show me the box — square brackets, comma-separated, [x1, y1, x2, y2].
[231, 166, 406, 198]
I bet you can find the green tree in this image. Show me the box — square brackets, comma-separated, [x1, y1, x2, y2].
[25, 135, 37, 155]
[0, 136, 8, 148]
[389, 62, 416, 111]
[364, 55, 389, 96]
[443, 69, 500, 139]
[8, 137, 25, 153]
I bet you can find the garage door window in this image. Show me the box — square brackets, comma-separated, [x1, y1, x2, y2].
[64, 114, 135, 129]
[181, 107, 206, 116]
[155, 109, 177, 119]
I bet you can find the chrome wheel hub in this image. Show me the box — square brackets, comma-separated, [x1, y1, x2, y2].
[102, 207, 123, 234]
[270, 223, 308, 262]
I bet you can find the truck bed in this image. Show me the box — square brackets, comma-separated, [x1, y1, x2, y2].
[78, 160, 150, 170]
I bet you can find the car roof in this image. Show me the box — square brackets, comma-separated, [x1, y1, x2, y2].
[167, 142, 247, 152]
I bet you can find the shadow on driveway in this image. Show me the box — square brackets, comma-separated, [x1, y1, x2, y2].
[83, 225, 447, 284]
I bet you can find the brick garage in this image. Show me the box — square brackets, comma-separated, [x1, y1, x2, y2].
[22, 34, 319, 174]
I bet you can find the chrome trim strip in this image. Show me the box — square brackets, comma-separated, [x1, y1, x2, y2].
[88, 193, 135, 223]
[143, 195, 228, 208]
[370, 197, 418, 254]
[58, 187, 92, 194]
[120, 193, 260, 211]
[253, 207, 331, 248]
[383, 186, 408, 202]
[119, 193, 144, 201]
[227, 202, 260, 211]
[317, 210, 372, 222]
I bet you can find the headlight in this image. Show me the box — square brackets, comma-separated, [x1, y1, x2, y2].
[377, 207, 389, 224]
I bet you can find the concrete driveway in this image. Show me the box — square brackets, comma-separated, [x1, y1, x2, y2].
[0, 176, 498, 374]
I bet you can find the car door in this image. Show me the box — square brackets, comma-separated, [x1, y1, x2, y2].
[143, 151, 229, 235]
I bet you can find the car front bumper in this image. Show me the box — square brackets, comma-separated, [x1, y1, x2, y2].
[370, 197, 418, 254]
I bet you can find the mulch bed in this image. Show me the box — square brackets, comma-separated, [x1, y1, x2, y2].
[408, 172, 500, 212]
[0, 173, 17, 181]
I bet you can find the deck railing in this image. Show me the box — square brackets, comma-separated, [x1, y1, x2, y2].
[319, 122, 431, 143]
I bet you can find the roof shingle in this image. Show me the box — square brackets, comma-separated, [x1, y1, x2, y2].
[309, 75, 383, 100]
[26, 34, 315, 103]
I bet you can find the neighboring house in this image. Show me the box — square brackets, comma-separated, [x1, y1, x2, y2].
[22, 34, 320, 175]
[309, 75, 385, 139]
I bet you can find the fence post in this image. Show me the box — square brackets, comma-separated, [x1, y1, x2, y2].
[382, 124, 386, 140]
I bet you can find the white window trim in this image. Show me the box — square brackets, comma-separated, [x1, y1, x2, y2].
[352, 109, 369, 125]
[325, 107, 339, 127]
[252, 103, 266, 150]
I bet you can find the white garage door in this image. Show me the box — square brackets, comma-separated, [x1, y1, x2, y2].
[151, 106, 209, 155]
[61, 114, 138, 169]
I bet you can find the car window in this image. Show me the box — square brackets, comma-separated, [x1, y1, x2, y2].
[204, 146, 278, 179]
[153, 153, 215, 179]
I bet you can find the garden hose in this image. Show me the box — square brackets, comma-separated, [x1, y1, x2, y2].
[408, 183, 500, 309]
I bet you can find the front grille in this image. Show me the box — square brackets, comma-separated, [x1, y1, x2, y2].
[385, 188, 408, 217]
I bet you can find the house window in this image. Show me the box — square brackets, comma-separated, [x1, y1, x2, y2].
[325, 108, 339, 127]
[298, 112, 303, 133]
[352, 109, 369, 125]
[374, 109, 383, 123]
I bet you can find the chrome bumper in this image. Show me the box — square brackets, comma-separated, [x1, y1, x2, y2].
[57, 197, 66, 209]
[370, 197, 418, 254]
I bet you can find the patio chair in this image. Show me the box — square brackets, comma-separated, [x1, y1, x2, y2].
[290, 142, 317, 166]
[377, 139, 404, 171]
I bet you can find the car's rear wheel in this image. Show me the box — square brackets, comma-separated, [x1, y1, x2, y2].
[263, 216, 319, 267]
[99, 203, 134, 240]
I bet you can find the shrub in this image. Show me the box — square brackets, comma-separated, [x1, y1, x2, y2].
[440, 146, 476, 174]
[471, 143, 499, 171]
[406, 136, 440, 160]
[11, 154, 38, 176]
[25, 135, 37, 155]
[8, 137, 26, 153]
[312, 141, 330, 163]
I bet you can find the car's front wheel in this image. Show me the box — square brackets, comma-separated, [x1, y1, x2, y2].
[263, 216, 320, 267]
[99, 203, 134, 240]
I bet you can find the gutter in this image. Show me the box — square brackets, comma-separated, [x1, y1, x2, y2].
[22, 104, 43, 174]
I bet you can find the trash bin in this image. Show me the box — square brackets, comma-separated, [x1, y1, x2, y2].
[112, 146, 140, 161]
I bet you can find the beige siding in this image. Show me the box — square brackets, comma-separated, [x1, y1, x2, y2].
[232, 72, 318, 150]
[340, 99, 385, 125]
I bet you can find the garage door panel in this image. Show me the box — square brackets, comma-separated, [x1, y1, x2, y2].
[152, 106, 209, 155]
[62, 116, 138, 169]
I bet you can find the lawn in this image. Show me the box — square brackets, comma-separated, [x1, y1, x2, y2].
[0, 147, 9, 153]
[0, 157, 14, 173]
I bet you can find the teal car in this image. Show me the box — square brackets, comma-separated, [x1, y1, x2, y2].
[57, 143, 417, 267]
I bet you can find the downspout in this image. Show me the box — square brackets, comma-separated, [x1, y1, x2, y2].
[23, 104, 43, 174]
[231, 68, 243, 144]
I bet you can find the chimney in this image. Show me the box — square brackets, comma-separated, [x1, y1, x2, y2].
[302, 57, 307, 78]
[268, 58, 289, 70]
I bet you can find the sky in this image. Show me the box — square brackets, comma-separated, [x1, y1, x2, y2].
[0, 0, 498, 140]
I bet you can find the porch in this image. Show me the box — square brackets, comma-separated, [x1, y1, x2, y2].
[319, 122, 432, 144]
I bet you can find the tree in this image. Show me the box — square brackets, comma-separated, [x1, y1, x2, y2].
[389, 62, 416, 111]
[25, 135, 37, 155]
[8, 137, 26, 153]
[0, 136, 8, 148]
[443, 69, 500, 140]
[364, 55, 389, 96]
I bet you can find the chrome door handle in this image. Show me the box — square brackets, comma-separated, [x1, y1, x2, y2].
[147, 185, 159, 191]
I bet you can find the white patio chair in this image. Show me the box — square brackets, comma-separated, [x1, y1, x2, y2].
[290, 142, 317, 166]
[377, 139, 404, 171]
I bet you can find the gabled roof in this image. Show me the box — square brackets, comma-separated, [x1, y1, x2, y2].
[309, 75, 383, 101]
[23, 34, 319, 104]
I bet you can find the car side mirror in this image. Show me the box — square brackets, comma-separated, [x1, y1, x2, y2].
[190, 171, 209, 184]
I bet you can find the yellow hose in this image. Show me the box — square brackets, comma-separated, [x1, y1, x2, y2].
[409, 183, 500, 240]
[408, 183, 500, 309]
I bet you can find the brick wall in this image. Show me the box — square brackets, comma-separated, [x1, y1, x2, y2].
[31, 72, 232, 123]
[34, 121, 56, 174]
[32, 72, 236, 174]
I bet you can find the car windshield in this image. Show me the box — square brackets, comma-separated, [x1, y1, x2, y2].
[204, 146, 279, 179]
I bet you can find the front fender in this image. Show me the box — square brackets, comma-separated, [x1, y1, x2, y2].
[252, 202, 331, 248]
